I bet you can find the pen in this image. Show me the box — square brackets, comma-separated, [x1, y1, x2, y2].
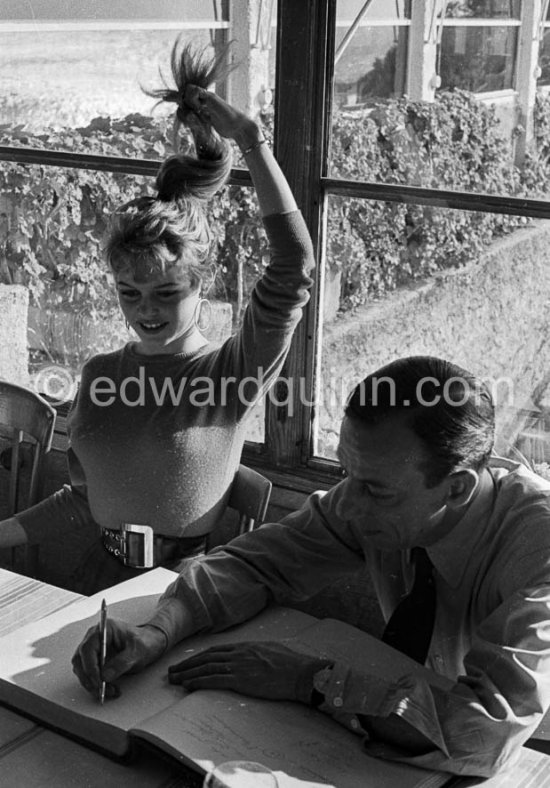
[99, 598, 107, 705]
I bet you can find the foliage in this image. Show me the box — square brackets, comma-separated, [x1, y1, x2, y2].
[0, 114, 269, 325]
[0, 115, 168, 316]
[329, 89, 547, 307]
[1, 89, 549, 325]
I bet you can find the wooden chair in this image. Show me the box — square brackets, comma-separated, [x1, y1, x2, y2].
[206, 464, 272, 551]
[0, 381, 56, 572]
[228, 463, 272, 535]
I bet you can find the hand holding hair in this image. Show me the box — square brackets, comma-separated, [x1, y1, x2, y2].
[183, 85, 264, 153]
[142, 38, 294, 217]
[146, 39, 264, 162]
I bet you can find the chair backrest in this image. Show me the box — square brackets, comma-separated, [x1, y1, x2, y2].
[206, 464, 272, 552]
[227, 464, 273, 536]
[0, 381, 56, 516]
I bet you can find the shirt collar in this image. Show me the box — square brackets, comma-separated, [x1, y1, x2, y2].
[427, 467, 497, 587]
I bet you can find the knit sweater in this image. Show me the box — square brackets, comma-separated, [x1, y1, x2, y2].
[67, 210, 313, 538]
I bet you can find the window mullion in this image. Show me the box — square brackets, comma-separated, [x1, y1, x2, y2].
[260, 0, 334, 471]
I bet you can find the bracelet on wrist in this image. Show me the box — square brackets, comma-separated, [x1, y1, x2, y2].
[241, 138, 267, 156]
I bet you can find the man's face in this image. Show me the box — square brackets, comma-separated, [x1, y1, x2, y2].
[335, 414, 455, 551]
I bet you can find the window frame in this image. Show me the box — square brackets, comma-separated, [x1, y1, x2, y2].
[267, 0, 550, 492]
[2, 0, 550, 495]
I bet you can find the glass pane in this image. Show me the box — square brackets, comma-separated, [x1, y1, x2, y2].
[329, 2, 543, 198]
[334, 0, 410, 108]
[329, 57, 550, 200]
[0, 164, 266, 442]
[0, 1, 276, 160]
[538, 29, 550, 87]
[330, 85, 548, 194]
[438, 26, 518, 92]
[444, 0, 521, 19]
[316, 196, 550, 476]
[337, 0, 411, 21]
[335, 27, 409, 107]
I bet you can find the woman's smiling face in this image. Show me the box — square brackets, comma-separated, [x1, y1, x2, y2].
[116, 265, 202, 355]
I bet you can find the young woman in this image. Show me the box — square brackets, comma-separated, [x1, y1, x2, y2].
[0, 44, 314, 594]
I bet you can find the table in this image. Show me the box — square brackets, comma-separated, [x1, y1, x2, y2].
[0, 569, 202, 787]
[3, 570, 550, 788]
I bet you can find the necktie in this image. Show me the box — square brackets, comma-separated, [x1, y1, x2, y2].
[382, 547, 436, 664]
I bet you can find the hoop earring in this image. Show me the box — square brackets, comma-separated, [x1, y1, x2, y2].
[194, 298, 211, 332]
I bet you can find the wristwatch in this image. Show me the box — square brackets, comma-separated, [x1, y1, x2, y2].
[311, 664, 334, 707]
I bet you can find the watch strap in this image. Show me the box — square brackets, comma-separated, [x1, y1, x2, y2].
[311, 663, 334, 707]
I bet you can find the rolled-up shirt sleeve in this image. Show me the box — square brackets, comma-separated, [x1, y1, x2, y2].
[156, 486, 364, 645]
[151, 469, 550, 778]
[313, 582, 550, 777]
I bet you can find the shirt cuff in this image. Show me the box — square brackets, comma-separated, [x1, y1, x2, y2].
[146, 596, 195, 649]
[320, 661, 400, 716]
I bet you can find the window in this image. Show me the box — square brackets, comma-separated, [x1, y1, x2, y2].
[537, 0, 550, 87]
[0, 1, 231, 153]
[0, 0, 271, 444]
[303, 0, 550, 484]
[334, 0, 411, 108]
[439, 1, 522, 93]
[316, 197, 550, 469]
[2, 0, 550, 488]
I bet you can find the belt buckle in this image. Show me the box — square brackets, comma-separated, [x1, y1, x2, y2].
[120, 523, 154, 569]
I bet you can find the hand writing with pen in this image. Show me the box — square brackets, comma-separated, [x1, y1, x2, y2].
[72, 622, 327, 705]
[72, 618, 168, 701]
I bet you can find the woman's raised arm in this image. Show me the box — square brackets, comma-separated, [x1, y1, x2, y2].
[183, 85, 297, 217]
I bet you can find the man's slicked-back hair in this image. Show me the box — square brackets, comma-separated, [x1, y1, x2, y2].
[345, 356, 495, 487]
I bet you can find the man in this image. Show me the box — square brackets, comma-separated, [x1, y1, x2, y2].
[73, 356, 550, 778]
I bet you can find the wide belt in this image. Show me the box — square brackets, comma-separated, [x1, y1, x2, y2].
[101, 524, 206, 569]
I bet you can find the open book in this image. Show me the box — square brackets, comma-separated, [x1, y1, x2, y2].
[0, 567, 546, 788]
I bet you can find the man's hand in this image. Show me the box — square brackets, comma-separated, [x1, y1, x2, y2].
[71, 619, 167, 700]
[168, 641, 328, 703]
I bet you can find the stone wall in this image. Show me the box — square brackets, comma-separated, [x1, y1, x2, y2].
[320, 222, 550, 457]
[0, 285, 29, 386]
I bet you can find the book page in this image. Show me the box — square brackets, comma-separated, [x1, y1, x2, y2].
[135, 614, 450, 788]
[0, 566, 449, 786]
[0, 567, 317, 758]
[137, 688, 449, 788]
[0, 568, 177, 755]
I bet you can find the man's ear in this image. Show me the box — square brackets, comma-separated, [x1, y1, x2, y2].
[445, 469, 479, 509]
